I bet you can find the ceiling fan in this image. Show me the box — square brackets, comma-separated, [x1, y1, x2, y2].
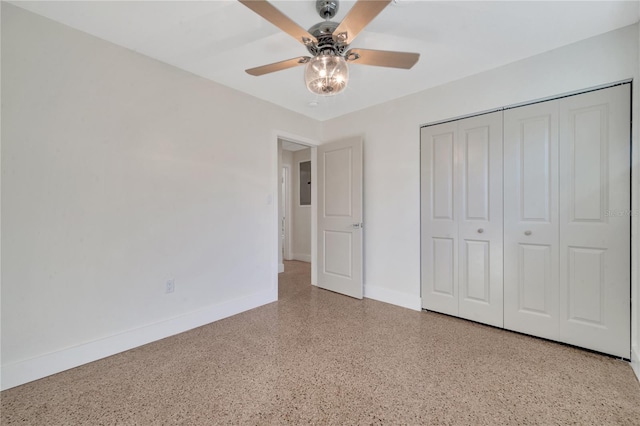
[238, 0, 420, 96]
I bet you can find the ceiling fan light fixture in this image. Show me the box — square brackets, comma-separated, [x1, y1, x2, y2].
[304, 54, 349, 96]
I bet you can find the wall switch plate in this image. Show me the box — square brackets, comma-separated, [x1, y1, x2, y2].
[165, 279, 175, 294]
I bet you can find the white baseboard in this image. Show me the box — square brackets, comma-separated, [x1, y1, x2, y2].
[632, 345, 640, 383]
[364, 284, 421, 311]
[1, 290, 276, 391]
[292, 253, 311, 263]
[278, 263, 284, 273]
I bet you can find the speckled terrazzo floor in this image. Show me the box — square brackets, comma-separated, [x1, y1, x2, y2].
[2, 260, 640, 425]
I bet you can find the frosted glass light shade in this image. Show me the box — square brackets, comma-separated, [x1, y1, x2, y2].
[304, 54, 348, 96]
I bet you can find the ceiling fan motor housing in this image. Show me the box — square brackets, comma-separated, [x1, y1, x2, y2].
[316, 0, 339, 20]
[306, 21, 348, 57]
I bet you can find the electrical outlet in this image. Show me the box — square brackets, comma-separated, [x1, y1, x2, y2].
[165, 279, 175, 294]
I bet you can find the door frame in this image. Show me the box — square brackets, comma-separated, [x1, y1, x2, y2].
[271, 130, 320, 299]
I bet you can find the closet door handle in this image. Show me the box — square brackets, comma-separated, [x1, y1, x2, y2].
[524, 230, 532, 236]
[477, 228, 484, 234]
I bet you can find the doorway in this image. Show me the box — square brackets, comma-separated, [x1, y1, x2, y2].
[279, 138, 314, 278]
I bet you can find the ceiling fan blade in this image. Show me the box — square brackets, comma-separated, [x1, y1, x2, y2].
[346, 48, 419, 69]
[238, 0, 318, 46]
[246, 56, 311, 76]
[332, 0, 392, 45]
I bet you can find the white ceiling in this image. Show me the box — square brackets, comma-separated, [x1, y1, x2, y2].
[281, 139, 309, 151]
[10, 1, 640, 121]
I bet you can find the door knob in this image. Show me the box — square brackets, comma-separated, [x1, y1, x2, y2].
[477, 228, 484, 234]
[524, 230, 532, 236]
[352, 223, 363, 229]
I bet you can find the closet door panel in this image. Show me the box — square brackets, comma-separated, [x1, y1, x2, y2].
[518, 243, 553, 314]
[432, 238, 456, 296]
[457, 112, 503, 327]
[504, 101, 560, 339]
[559, 85, 630, 358]
[421, 122, 459, 315]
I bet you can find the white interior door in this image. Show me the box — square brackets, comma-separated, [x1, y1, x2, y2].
[503, 100, 560, 340]
[317, 136, 363, 299]
[421, 121, 459, 316]
[457, 112, 503, 327]
[558, 85, 630, 358]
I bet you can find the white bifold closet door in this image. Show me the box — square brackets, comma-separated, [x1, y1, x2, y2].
[503, 100, 561, 341]
[421, 111, 503, 328]
[504, 84, 630, 358]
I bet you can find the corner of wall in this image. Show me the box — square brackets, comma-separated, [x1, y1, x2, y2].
[364, 284, 422, 311]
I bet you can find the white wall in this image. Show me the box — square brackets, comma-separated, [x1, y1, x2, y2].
[322, 25, 640, 325]
[292, 149, 311, 262]
[281, 149, 294, 175]
[0, 4, 321, 389]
